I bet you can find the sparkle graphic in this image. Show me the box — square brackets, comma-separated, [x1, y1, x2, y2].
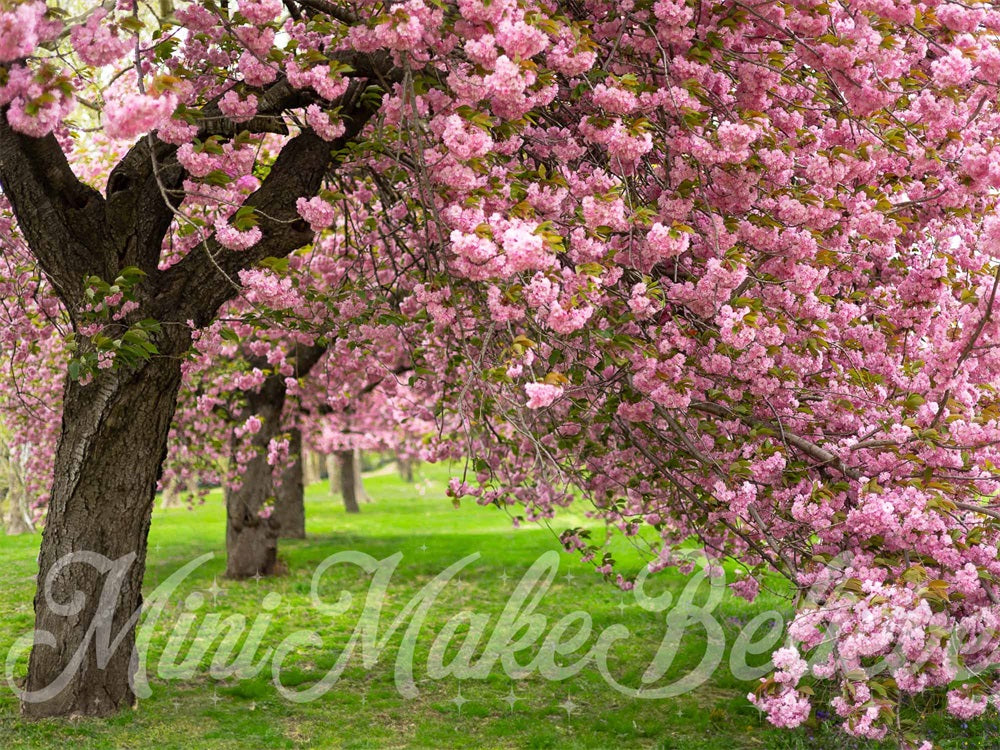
[419, 543, 428, 552]
[617, 596, 628, 614]
[503, 687, 518, 713]
[559, 694, 577, 718]
[451, 687, 469, 713]
[499, 569, 510, 585]
[563, 570, 576, 585]
[206, 577, 224, 604]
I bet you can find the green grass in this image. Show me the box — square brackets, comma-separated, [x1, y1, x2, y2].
[0, 464, 992, 748]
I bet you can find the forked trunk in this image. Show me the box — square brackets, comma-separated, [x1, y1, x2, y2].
[22, 356, 183, 718]
[274, 428, 305, 539]
[338, 449, 360, 513]
[0, 58, 385, 718]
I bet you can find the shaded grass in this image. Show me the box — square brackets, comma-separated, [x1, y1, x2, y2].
[0, 464, 990, 748]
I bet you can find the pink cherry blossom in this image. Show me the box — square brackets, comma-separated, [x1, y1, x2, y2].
[524, 382, 562, 409]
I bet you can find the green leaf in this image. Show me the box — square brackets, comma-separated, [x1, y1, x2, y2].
[257, 256, 289, 274]
[232, 206, 258, 231]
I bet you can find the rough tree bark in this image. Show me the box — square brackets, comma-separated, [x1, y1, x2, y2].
[226, 345, 324, 576]
[0, 118, 191, 718]
[224, 375, 285, 579]
[0, 54, 393, 716]
[24, 355, 184, 717]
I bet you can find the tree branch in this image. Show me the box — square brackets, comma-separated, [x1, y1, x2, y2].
[292, 0, 359, 24]
[690, 401, 862, 480]
[151, 76, 388, 328]
[104, 76, 309, 279]
[0, 115, 109, 308]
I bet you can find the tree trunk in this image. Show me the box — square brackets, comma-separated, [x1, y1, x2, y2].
[274, 428, 305, 539]
[158, 477, 190, 509]
[224, 392, 283, 579]
[4, 457, 33, 535]
[354, 448, 371, 503]
[302, 447, 322, 487]
[1, 58, 390, 716]
[225, 345, 325, 577]
[159, 485, 178, 509]
[397, 455, 414, 483]
[0, 436, 35, 535]
[4, 479, 32, 535]
[23, 357, 183, 718]
[338, 449, 360, 513]
[326, 452, 340, 496]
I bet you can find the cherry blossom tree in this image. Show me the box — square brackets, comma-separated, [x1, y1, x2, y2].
[3, 0, 1000, 744]
[300, 350, 433, 512]
[155, 204, 424, 571]
[161, 321, 417, 573]
[0, 0, 402, 716]
[410, 3, 1000, 743]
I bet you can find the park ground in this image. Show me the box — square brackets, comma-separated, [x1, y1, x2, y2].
[0, 464, 994, 749]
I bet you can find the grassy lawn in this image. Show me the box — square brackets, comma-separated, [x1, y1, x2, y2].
[0, 464, 992, 749]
